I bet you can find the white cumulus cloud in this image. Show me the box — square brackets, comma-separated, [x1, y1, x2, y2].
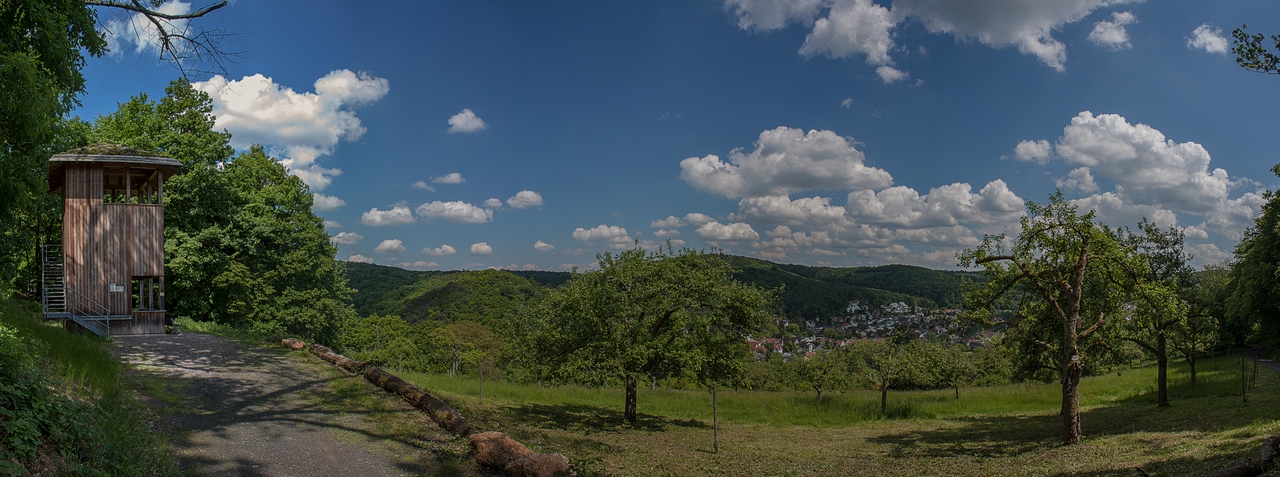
[506, 190, 544, 209]
[846, 180, 1025, 228]
[696, 221, 761, 242]
[735, 195, 847, 226]
[192, 70, 389, 191]
[330, 232, 363, 245]
[650, 216, 687, 228]
[432, 173, 466, 184]
[374, 239, 405, 254]
[346, 254, 374, 264]
[361, 205, 415, 226]
[731, 0, 1137, 73]
[484, 198, 503, 208]
[312, 193, 346, 211]
[422, 244, 458, 256]
[1187, 24, 1229, 54]
[799, 0, 897, 66]
[680, 126, 892, 198]
[323, 220, 341, 229]
[1056, 167, 1100, 193]
[876, 66, 908, 83]
[470, 242, 493, 255]
[654, 229, 681, 237]
[416, 201, 494, 223]
[1088, 11, 1136, 50]
[1014, 139, 1053, 163]
[573, 224, 632, 244]
[448, 109, 488, 133]
[412, 181, 435, 191]
[534, 240, 556, 251]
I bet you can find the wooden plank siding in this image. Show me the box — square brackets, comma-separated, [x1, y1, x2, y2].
[128, 205, 164, 277]
[59, 163, 167, 327]
[112, 311, 165, 335]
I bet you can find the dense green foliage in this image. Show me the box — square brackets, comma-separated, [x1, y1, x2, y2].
[88, 80, 356, 344]
[0, 0, 105, 294]
[0, 297, 176, 476]
[528, 247, 776, 422]
[1227, 166, 1280, 348]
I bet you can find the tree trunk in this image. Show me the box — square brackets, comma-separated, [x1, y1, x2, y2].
[816, 386, 822, 404]
[651, 375, 656, 390]
[1156, 332, 1168, 407]
[625, 374, 638, 424]
[955, 382, 960, 399]
[880, 383, 888, 415]
[712, 382, 719, 454]
[1188, 355, 1197, 386]
[1062, 357, 1082, 445]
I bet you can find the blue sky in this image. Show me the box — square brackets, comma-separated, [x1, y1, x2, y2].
[77, 0, 1280, 271]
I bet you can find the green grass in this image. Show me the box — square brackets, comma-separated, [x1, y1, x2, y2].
[400, 358, 1243, 428]
[173, 316, 281, 345]
[396, 357, 1273, 476]
[0, 296, 179, 476]
[0, 298, 120, 396]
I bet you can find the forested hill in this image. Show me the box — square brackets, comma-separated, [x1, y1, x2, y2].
[345, 257, 979, 323]
[720, 256, 981, 318]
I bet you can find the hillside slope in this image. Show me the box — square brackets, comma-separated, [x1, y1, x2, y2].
[344, 256, 980, 323]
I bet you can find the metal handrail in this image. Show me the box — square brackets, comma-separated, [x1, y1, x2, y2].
[65, 286, 112, 338]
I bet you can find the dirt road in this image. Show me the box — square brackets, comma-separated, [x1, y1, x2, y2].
[114, 333, 485, 476]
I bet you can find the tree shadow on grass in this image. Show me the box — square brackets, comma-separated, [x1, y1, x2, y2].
[502, 402, 711, 434]
[865, 391, 1278, 476]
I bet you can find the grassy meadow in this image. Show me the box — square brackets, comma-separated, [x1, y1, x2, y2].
[391, 357, 1278, 476]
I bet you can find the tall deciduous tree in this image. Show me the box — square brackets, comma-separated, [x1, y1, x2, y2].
[1227, 166, 1280, 348]
[531, 247, 775, 424]
[960, 193, 1141, 445]
[90, 81, 355, 344]
[1116, 219, 1192, 407]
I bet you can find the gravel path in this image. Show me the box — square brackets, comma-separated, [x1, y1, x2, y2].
[113, 333, 475, 476]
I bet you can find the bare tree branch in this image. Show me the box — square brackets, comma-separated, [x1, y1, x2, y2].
[85, 0, 227, 19]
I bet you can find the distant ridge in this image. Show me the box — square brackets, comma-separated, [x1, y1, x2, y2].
[343, 256, 981, 323]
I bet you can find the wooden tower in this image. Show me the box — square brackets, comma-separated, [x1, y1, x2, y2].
[44, 145, 182, 336]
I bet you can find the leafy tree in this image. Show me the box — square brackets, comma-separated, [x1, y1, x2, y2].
[789, 348, 848, 404]
[1181, 264, 1228, 384]
[937, 344, 978, 398]
[530, 247, 775, 424]
[90, 81, 354, 344]
[0, 1, 104, 294]
[1116, 219, 1192, 407]
[848, 338, 913, 415]
[1233, 25, 1280, 75]
[960, 192, 1142, 445]
[1227, 166, 1280, 348]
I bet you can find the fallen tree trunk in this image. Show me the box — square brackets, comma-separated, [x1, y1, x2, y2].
[362, 365, 475, 437]
[310, 344, 367, 373]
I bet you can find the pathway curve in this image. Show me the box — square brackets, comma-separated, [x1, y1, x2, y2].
[114, 332, 479, 476]
[1246, 346, 1280, 374]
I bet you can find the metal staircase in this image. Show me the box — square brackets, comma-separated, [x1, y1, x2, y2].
[41, 244, 122, 338]
[41, 244, 66, 317]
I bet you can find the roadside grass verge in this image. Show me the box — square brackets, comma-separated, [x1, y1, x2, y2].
[0, 296, 178, 476]
[399, 357, 1271, 476]
[173, 316, 280, 346]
